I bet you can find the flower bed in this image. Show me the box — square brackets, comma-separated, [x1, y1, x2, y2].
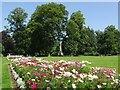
[9, 57, 119, 89]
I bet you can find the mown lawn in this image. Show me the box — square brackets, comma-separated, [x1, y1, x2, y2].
[2, 57, 12, 89]
[0, 57, 2, 90]
[41, 56, 118, 75]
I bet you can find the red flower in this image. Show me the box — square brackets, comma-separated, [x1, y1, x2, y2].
[27, 79, 32, 84]
[19, 62, 27, 66]
[29, 59, 39, 63]
[31, 84, 37, 89]
[40, 73, 46, 77]
[78, 72, 81, 74]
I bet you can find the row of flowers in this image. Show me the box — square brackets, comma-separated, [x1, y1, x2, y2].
[9, 57, 119, 89]
[10, 64, 26, 88]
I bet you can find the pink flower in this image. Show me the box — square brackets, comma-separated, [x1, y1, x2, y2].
[40, 73, 46, 77]
[51, 69, 55, 75]
[27, 79, 32, 84]
[31, 84, 37, 89]
[29, 59, 39, 63]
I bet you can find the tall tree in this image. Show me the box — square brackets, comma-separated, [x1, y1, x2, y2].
[6, 7, 28, 55]
[96, 25, 120, 55]
[63, 20, 80, 55]
[70, 10, 85, 30]
[77, 26, 97, 55]
[27, 2, 68, 55]
[104, 25, 119, 55]
[95, 30, 105, 55]
[69, 11, 86, 55]
[1, 31, 14, 56]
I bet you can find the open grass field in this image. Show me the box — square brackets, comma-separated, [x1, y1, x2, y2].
[1, 56, 118, 88]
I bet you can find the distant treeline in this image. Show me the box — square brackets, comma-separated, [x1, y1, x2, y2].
[1, 2, 120, 56]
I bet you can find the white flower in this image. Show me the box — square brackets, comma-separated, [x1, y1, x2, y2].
[111, 82, 114, 85]
[88, 74, 92, 78]
[58, 60, 65, 63]
[20, 85, 25, 88]
[92, 75, 98, 79]
[48, 65, 53, 69]
[68, 80, 71, 82]
[27, 72, 30, 75]
[35, 68, 37, 70]
[102, 83, 107, 85]
[88, 74, 98, 80]
[72, 74, 77, 78]
[97, 85, 102, 88]
[80, 74, 84, 79]
[72, 84, 76, 89]
[83, 73, 88, 78]
[45, 80, 50, 83]
[46, 87, 51, 90]
[32, 79, 35, 81]
[118, 74, 120, 76]
[63, 72, 72, 77]
[112, 69, 116, 74]
[82, 64, 86, 67]
[64, 87, 67, 89]
[72, 69, 76, 73]
[88, 62, 92, 64]
[27, 62, 32, 65]
[56, 76, 62, 79]
[17, 78, 25, 87]
[12, 70, 19, 80]
[113, 79, 118, 84]
[81, 61, 86, 64]
[78, 78, 83, 83]
[14, 73, 19, 80]
[60, 67, 64, 71]
[111, 76, 114, 80]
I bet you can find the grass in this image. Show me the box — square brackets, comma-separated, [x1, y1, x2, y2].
[2, 57, 12, 89]
[0, 56, 2, 89]
[40, 56, 118, 75]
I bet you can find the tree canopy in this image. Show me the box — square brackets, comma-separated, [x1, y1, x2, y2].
[27, 2, 68, 55]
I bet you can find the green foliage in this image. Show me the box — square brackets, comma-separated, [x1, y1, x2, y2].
[5, 7, 28, 55]
[63, 11, 85, 55]
[28, 2, 68, 55]
[96, 25, 120, 55]
[2, 31, 14, 56]
[6, 8, 27, 32]
[78, 26, 97, 55]
[35, 52, 39, 57]
[0, 42, 3, 54]
[63, 20, 80, 55]
[70, 10, 85, 30]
